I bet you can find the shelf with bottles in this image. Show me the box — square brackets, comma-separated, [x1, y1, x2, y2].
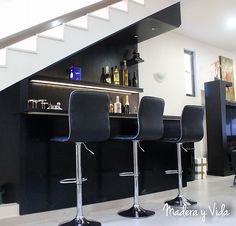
[109, 94, 138, 116]
[101, 60, 139, 89]
[29, 76, 143, 94]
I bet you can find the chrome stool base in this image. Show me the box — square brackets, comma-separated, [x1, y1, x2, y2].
[118, 205, 155, 218]
[59, 217, 101, 226]
[165, 195, 197, 207]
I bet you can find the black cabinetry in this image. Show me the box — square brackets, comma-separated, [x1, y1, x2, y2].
[0, 3, 183, 214]
[205, 80, 235, 176]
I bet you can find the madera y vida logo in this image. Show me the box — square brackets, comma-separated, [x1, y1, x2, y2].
[163, 202, 230, 222]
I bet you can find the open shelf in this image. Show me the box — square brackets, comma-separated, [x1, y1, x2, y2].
[226, 101, 236, 108]
[30, 76, 143, 94]
[23, 110, 138, 118]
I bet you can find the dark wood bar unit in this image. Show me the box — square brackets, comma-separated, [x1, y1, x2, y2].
[0, 3, 184, 214]
[0, 81, 194, 214]
[205, 80, 235, 176]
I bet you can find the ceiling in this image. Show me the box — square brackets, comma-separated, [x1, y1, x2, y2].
[176, 0, 236, 54]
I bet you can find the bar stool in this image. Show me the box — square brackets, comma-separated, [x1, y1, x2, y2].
[164, 105, 204, 207]
[52, 91, 110, 226]
[113, 96, 165, 218]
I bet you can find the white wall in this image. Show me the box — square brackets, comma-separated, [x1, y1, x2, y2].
[138, 31, 236, 157]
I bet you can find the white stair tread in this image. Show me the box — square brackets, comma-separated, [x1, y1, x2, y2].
[111, 0, 128, 12]
[66, 15, 88, 29]
[39, 25, 64, 40]
[90, 7, 109, 20]
[9, 36, 37, 52]
[0, 48, 6, 66]
[132, 0, 144, 5]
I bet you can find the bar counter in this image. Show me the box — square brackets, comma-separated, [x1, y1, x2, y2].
[0, 110, 194, 215]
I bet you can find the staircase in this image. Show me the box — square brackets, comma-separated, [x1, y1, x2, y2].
[0, 0, 178, 91]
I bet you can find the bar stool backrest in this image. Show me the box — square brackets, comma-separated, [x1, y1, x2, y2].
[68, 91, 110, 142]
[180, 105, 204, 143]
[136, 96, 164, 141]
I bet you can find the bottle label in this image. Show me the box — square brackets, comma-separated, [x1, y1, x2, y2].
[114, 103, 121, 113]
[114, 73, 119, 84]
[106, 77, 111, 83]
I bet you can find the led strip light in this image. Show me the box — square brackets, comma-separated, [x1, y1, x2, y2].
[30, 79, 140, 94]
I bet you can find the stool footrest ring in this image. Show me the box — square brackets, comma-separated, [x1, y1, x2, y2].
[119, 172, 135, 177]
[165, 170, 178, 175]
[60, 178, 87, 184]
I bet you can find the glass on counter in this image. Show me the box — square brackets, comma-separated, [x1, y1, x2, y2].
[47, 102, 62, 110]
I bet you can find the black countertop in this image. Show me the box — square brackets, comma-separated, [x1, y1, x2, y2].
[23, 110, 180, 120]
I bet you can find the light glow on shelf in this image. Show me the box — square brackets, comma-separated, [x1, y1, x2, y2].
[30, 79, 140, 94]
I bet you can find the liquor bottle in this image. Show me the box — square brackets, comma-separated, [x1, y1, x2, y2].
[105, 66, 111, 84]
[69, 68, 74, 80]
[124, 95, 130, 114]
[128, 73, 131, 86]
[114, 96, 122, 113]
[119, 68, 123, 85]
[123, 60, 129, 86]
[101, 67, 106, 83]
[111, 67, 114, 84]
[109, 98, 114, 113]
[113, 66, 120, 85]
[132, 71, 138, 87]
[120, 97, 125, 113]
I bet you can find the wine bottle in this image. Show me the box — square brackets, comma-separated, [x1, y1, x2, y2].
[123, 60, 129, 86]
[132, 71, 138, 87]
[109, 98, 114, 113]
[101, 67, 106, 83]
[124, 95, 130, 114]
[104, 66, 111, 84]
[113, 66, 120, 85]
[121, 97, 125, 113]
[128, 73, 131, 86]
[111, 67, 114, 84]
[114, 96, 122, 113]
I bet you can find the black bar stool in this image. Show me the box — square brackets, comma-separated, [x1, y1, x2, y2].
[113, 96, 165, 218]
[52, 91, 110, 226]
[164, 105, 204, 207]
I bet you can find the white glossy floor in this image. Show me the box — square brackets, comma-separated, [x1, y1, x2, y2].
[0, 175, 236, 226]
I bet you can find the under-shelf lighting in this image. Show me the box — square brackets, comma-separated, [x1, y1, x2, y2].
[30, 79, 140, 94]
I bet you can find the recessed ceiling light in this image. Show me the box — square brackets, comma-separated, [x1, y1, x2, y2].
[227, 17, 236, 29]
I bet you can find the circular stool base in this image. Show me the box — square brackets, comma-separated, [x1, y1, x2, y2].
[165, 195, 197, 207]
[118, 205, 155, 218]
[59, 217, 101, 226]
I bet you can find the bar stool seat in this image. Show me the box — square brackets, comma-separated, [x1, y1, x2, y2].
[163, 105, 204, 207]
[113, 96, 165, 218]
[52, 90, 110, 226]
